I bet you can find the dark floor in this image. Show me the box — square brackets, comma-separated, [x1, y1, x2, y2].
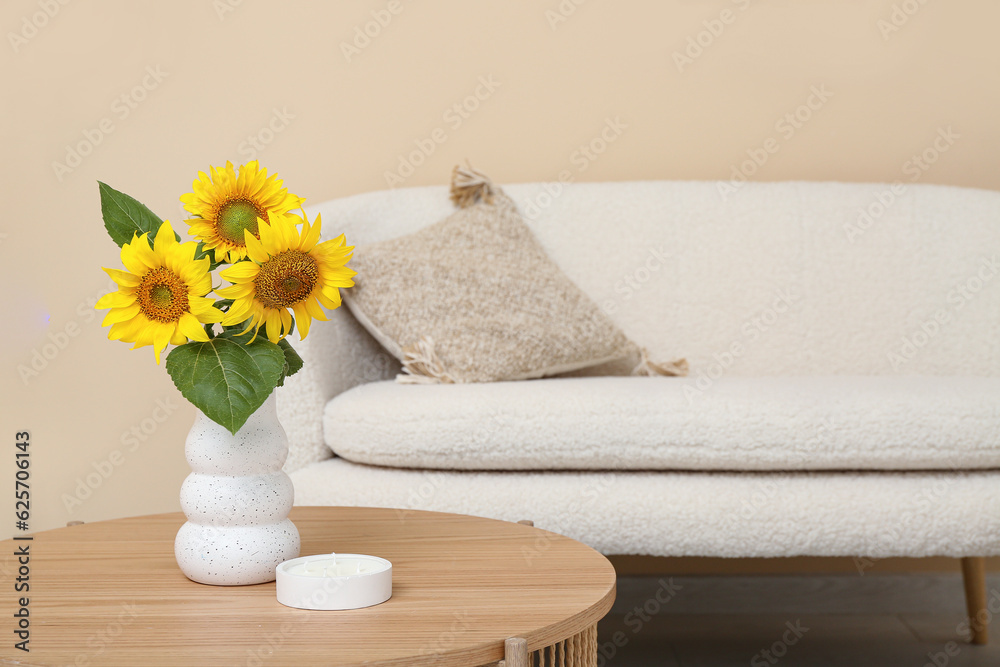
[598, 573, 1000, 666]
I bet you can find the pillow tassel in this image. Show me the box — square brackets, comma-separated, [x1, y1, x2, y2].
[631, 346, 688, 377]
[398, 336, 457, 384]
[450, 163, 496, 208]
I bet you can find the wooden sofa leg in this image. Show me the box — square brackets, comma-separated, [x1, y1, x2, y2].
[961, 557, 989, 645]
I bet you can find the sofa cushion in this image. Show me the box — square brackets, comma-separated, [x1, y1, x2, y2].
[323, 376, 1000, 471]
[343, 166, 667, 383]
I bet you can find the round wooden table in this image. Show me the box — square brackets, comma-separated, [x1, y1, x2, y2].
[1, 507, 616, 666]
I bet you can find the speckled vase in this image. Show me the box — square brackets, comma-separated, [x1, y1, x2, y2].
[174, 393, 300, 585]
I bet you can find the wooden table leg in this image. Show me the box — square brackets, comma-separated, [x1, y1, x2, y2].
[961, 556, 989, 645]
[504, 637, 528, 666]
[495, 625, 598, 667]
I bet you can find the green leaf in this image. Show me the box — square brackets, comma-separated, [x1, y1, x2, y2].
[165, 336, 285, 434]
[276, 339, 304, 387]
[98, 181, 175, 248]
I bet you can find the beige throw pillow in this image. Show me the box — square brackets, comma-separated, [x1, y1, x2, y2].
[343, 165, 686, 383]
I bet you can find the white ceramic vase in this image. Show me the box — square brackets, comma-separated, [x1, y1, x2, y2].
[174, 393, 300, 585]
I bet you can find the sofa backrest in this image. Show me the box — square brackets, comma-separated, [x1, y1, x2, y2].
[307, 180, 1000, 377]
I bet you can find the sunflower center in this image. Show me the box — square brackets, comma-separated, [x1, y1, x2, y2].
[217, 199, 265, 244]
[254, 251, 318, 309]
[137, 267, 190, 323]
[149, 284, 173, 308]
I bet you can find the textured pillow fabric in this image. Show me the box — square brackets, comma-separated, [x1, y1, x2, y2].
[343, 166, 684, 383]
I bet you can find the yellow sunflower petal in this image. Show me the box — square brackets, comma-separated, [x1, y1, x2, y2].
[264, 309, 283, 343]
[103, 267, 141, 287]
[102, 303, 141, 326]
[303, 296, 327, 322]
[257, 217, 278, 253]
[194, 303, 225, 324]
[220, 261, 261, 283]
[152, 323, 175, 364]
[129, 233, 161, 270]
[216, 284, 254, 300]
[178, 313, 209, 341]
[317, 288, 342, 310]
[243, 310, 265, 344]
[221, 298, 255, 325]
[95, 290, 136, 309]
[298, 215, 321, 251]
[120, 242, 150, 275]
[153, 220, 177, 252]
[280, 309, 293, 335]
[292, 303, 312, 339]
[244, 229, 270, 264]
[108, 316, 147, 342]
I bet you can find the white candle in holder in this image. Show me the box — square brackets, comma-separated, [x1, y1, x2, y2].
[276, 553, 392, 610]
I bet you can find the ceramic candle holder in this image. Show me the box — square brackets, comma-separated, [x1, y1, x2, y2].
[275, 553, 392, 610]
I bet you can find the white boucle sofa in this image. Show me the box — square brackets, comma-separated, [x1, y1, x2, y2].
[278, 179, 1000, 640]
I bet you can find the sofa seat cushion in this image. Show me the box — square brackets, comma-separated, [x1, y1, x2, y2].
[322, 376, 1000, 471]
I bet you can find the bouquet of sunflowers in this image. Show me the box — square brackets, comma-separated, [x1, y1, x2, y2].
[95, 161, 354, 434]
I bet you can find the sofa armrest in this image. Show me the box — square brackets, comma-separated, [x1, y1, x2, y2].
[277, 307, 399, 473]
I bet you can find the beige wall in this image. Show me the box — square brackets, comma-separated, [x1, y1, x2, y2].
[2, 0, 998, 551]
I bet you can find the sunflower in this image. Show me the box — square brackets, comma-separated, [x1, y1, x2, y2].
[217, 213, 354, 344]
[180, 160, 304, 263]
[96, 221, 224, 363]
